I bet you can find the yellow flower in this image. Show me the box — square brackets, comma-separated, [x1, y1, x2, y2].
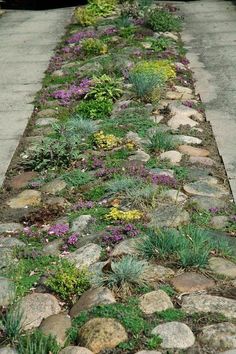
[94, 131, 121, 150]
[105, 207, 143, 221]
[133, 60, 176, 81]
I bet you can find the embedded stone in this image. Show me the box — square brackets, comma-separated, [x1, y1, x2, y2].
[151, 322, 195, 349]
[52, 70, 64, 77]
[169, 102, 204, 122]
[7, 190, 41, 209]
[191, 196, 227, 210]
[70, 287, 116, 317]
[209, 257, 236, 279]
[43, 239, 63, 256]
[37, 108, 57, 118]
[78, 318, 128, 353]
[45, 197, 71, 207]
[135, 352, 161, 354]
[39, 313, 71, 345]
[183, 179, 228, 198]
[36, 118, 58, 127]
[41, 179, 67, 194]
[9, 171, 37, 190]
[0, 277, 15, 306]
[199, 322, 236, 351]
[129, 149, 150, 162]
[71, 215, 93, 233]
[160, 150, 182, 164]
[182, 294, 236, 319]
[0, 223, 23, 234]
[172, 135, 202, 145]
[168, 116, 198, 130]
[59, 347, 94, 354]
[189, 156, 215, 166]
[0, 348, 18, 354]
[162, 32, 179, 41]
[0, 248, 14, 270]
[0, 236, 25, 248]
[171, 272, 215, 293]
[148, 205, 190, 228]
[141, 264, 175, 283]
[178, 145, 210, 157]
[162, 189, 187, 203]
[139, 290, 173, 315]
[210, 215, 229, 229]
[66, 243, 101, 269]
[20, 293, 61, 330]
[111, 238, 139, 257]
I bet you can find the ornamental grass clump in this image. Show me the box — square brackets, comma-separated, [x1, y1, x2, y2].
[129, 71, 165, 102]
[147, 8, 182, 32]
[17, 330, 60, 354]
[2, 304, 23, 344]
[148, 131, 176, 152]
[106, 175, 142, 194]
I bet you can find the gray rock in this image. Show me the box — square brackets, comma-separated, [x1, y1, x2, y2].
[128, 149, 150, 162]
[148, 205, 190, 228]
[141, 264, 175, 284]
[139, 290, 173, 315]
[183, 178, 229, 198]
[59, 348, 93, 354]
[0, 236, 25, 248]
[37, 109, 57, 118]
[43, 239, 63, 256]
[71, 215, 93, 233]
[0, 348, 18, 354]
[0, 248, 15, 270]
[172, 135, 202, 145]
[209, 257, 236, 279]
[0, 223, 23, 234]
[191, 196, 227, 210]
[111, 238, 139, 257]
[70, 287, 116, 317]
[168, 116, 198, 130]
[210, 216, 229, 229]
[36, 118, 58, 127]
[162, 189, 188, 203]
[199, 322, 236, 351]
[160, 150, 182, 164]
[39, 313, 71, 345]
[151, 322, 195, 349]
[171, 272, 215, 293]
[6, 190, 41, 209]
[20, 293, 61, 330]
[182, 294, 236, 319]
[41, 179, 67, 194]
[66, 243, 101, 269]
[0, 277, 15, 306]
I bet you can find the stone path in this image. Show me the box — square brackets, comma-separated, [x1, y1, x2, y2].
[0, 8, 72, 186]
[174, 0, 236, 202]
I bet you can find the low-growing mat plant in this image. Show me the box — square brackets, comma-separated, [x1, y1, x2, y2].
[62, 169, 94, 188]
[74, 99, 113, 120]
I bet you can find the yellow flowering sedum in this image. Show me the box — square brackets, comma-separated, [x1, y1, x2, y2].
[133, 60, 176, 81]
[106, 207, 143, 221]
[94, 131, 121, 150]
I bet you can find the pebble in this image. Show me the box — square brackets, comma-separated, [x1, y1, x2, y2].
[78, 318, 128, 353]
[0, 223, 23, 234]
[209, 257, 236, 279]
[71, 215, 93, 233]
[39, 313, 71, 345]
[199, 322, 236, 351]
[183, 178, 229, 198]
[182, 294, 236, 319]
[171, 272, 215, 293]
[52, 69, 64, 77]
[6, 190, 41, 209]
[8, 171, 37, 190]
[162, 32, 179, 41]
[151, 322, 195, 349]
[41, 179, 67, 194]
[66, 243, 101, 269]
[139, 290, 173, 315]
[129, 149, 150, 162]
[189, 156, 215, 166]
[159, 150, 182, 164]
[59, 348, 94, 354]
[178, 145, 210, 157]
[20, 293, 61, 330]
[70, 287, 116, 317]
[0, 277, 15, 306]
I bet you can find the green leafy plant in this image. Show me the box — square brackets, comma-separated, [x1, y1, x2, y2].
[147, 9, 182, 32]
[81, 38, 108, 56]
[2, 304, 23, 343]
[146, 335, 162, 349]
[17, 330, 60, 354]
[150, 37, 173, 52]
[119, 25, 136, 38]
[75, 99, 113, 120]
[84, 185, 107, 201]
[45, 259, 90, 302]
[99, 256, 146, 290]
[85, 74, 123, 101]
[156, 308, 186, 322]
[88, 0, 117, 16]
[129, 71, 165, 101]
[74, 6, 97, 26]
[115, 14, 132, 28]
[148, 131, 176, 152]
[62, 169, 93, 188]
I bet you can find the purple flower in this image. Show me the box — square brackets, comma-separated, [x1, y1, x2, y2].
[91, 157, 104, 169]
[72, 200, 95, 210]
[151, 174, 177, 188]
[209, 207, 220, 214]
[23, 226, 34, 237]
[52, 78, 91, 105]
[48, 224, 69, 236]
[183, 100, 194, 108]
[67, 233, 79, 245]
[101, 27, 118, 36]
[67, 30, 96, 44]
[132, 18, 145, 26]
[181, 57, 190, 65]
[95, 167, 118, 178]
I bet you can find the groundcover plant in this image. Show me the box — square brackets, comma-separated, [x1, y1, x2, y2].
[0, 0, 236, 353]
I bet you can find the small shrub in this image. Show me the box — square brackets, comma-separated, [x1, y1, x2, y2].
[2, 304, 23, 343]
[88, 0, 117, 16]
[85, 74, 123, 101]
[100, 256, 146, 290]
[17, 330, 60, 354]
[75, 99, 113, 120]
[148, 131, 176, 152]
[45, 259, 90, 302]
[81, 38, 108, 56]
[119, 26, 136, 38]
[129, 71, 164, 101]
[62, 169, 93, 188]
[147, 9, 182, 32]
[132, 60, 176, 81]
[74, 7, 97, 26]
